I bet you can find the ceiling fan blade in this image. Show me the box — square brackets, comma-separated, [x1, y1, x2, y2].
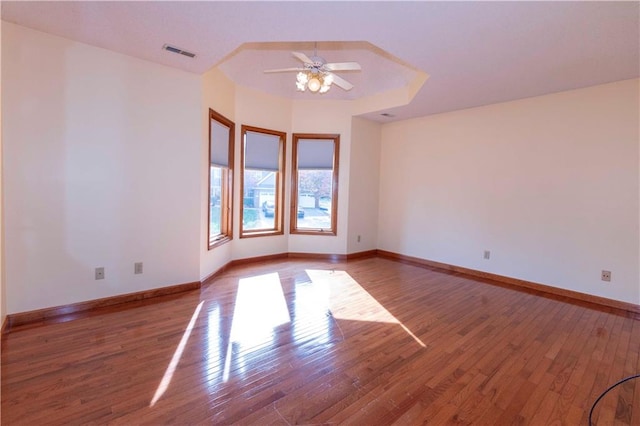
[324, 62, 361, 72]
[328, 73, 354, 91]
[292, 51, 314, 64]
[264, 67, 305, 73]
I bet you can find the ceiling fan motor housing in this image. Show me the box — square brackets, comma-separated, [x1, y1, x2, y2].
[308, 56, 326, 69]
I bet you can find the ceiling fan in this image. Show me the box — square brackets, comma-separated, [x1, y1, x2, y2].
[264, 50, 361, 93]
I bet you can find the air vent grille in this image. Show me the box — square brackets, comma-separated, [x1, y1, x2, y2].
[162, 44, 196, 58]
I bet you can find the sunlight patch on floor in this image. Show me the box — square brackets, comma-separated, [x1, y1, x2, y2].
[292, 273, 332, 344]
[150, 301, 204, 407]
[305, 269, 426, 347]
[229, 272, 291, 344]
[204, 305, 223, 391]
[222, 272, 291, 382]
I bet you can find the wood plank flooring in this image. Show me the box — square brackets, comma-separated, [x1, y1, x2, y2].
[2, 257, 639, 424]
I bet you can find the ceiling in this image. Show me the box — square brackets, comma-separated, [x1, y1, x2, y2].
[2, 1, 638, 122]
[217, 41, 425, 103]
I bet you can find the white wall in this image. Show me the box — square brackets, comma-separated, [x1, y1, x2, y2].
[3, 23, 202, 313]
[289, 100, 354, 255]
[11, 20, 634, 315]
[347, 117, 381, 253]
[231, 86, 292, 260]
[199, 84, 369, 263]
[379, 79, 640, 305]
[0, 19, 4, 423]
[200, 67, 234, 280]
[0, 19, 5, 324]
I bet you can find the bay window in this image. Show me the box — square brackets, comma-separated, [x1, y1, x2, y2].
[240, 125, 286, 237]
[208, 109, 234, 249]
[291, 134, 339, 235]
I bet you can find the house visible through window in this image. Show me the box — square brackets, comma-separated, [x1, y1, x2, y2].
[240, 126, 286, 238]
[208, 109, 234, 249]
[291, 134, 339, 235]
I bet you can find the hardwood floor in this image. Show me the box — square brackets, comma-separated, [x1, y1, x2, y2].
[2, 257, 639, 424]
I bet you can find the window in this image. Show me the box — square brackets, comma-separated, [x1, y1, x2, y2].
[291, 134, 339, 235]
[208, 109, 234, 249]
[240, 126, 286, 238]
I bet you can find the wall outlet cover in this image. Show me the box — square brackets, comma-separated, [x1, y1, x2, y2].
[95, 267, 105, 280]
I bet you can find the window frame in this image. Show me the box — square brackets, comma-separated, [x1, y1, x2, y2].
[290, 133, 340, 236]
[239, 125, 287, 238]
[208, 109, 235, 250]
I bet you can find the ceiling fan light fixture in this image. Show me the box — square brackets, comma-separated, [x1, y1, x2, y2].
[323, 73, 334, 86]
[296, 72, 308, 84]
[319, 73, 333, 93]
[307, 76, 322, 92]
[268, 49, 359, 94]
[295, 70, 332, 94]
[296, 72, 308, 91]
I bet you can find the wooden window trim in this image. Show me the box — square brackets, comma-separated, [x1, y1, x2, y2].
[208, 109, 234, 250]
[240, 125, 287, 239]
[290, 133, 339, 236]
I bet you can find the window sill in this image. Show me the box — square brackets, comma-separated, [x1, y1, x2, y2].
[208, 235, 232, 250]
[290, 229, 336, 236]
[240, 230, 284, 239]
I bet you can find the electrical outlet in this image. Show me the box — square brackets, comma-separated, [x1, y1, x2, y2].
[357, 235, 361, 243]
[134, 262, 143, 275]
[95, 267, 105, 280]
[483, 250, 491, 260]
[601, 270, 611, 282]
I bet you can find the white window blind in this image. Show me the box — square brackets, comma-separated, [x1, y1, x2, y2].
[244, 131, 281, 171]
[298, 139, 334, 170]
[210, 119, 230, 167]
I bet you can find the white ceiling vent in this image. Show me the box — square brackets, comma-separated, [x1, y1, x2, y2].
[162, 44, 196, 58]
